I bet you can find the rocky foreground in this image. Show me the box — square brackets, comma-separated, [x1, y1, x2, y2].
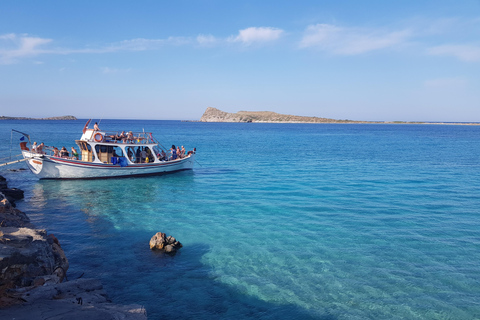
[0, 175, 146, 319]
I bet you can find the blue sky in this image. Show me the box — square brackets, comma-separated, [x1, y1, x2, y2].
[1, 1, 479, 121]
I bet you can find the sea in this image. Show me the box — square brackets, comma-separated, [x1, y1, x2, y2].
[0, 119, 479, 320]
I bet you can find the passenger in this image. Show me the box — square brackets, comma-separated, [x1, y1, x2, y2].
[37, 142, 45, 154]
[118, 131, 126, 141]
[146, 148, 153, 162]
[127, 148, 133, 161]
[176, 146, 181, 159]
[159, 149, 167, 161]
[125, 131, 134, 143]
[94, 122, 100, 131]
[71, 147, 79, 159]
[180, 146, 186, 158]
[136, 147, 141, 163]
[170, 145, 177, 160]
[32, 142, 37, 152]
[60, 146, 69, 157]
[53, 147, 60, 157]
[140, 147, 147, 163]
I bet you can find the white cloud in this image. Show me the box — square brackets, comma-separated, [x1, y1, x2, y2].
[0, 33, 53, 64]
[427, 44, 480, 62]
[101, 67, 132, 74]
[299, 23, 411, 55]
[0, 34, 195, 64]
[113, 37, 191, 51]
[196, 34, 218, 46]
[229, 27, 284, 45]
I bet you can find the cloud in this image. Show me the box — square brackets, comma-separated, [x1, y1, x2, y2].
[112, 37, 191, 51]
[0, 33, 53, 64]
[101, 67, 132, 74]
[229, 27, 284, 45]
[196, 34, 218, 46]
[299, 23, 411, 55]
[427, 44, 480, 62]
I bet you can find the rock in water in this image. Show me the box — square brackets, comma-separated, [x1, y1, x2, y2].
[149, 232, 167, 250]
[149, 232, 182, 254]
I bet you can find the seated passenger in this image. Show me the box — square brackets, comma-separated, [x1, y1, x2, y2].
[32, 142, 37, 152]
[60, 146, 69, 157]
[159, 149, 167, 161]
[53, 147, 60, 157]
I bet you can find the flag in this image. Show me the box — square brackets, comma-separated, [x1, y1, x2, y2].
[20, 136, 25, 141]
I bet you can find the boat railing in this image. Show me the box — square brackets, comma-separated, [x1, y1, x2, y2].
[88, 131, 157, 144]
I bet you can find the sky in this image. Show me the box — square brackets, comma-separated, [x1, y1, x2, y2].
[1, 0, 479, 121]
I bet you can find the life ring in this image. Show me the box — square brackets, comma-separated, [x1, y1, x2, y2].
[94, 132, 103, 142]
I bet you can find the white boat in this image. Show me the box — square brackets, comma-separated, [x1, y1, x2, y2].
[16, 120, 196, 179]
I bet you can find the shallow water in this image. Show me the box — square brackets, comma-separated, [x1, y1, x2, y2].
[1, 120, 480, 319]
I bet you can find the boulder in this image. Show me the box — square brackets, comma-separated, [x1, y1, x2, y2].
[0, 197, 32, 228]
[0, 227, 69, 290]
[149, 232, 183, 254]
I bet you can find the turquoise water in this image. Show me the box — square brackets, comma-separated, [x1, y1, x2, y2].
[1, 120, 480, 319]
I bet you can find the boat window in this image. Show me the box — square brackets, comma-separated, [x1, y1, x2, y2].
[77, 141, 91, 152]
[112, 146, 124, 157]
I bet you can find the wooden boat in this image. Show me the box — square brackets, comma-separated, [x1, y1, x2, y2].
[16, 120, 195, 179]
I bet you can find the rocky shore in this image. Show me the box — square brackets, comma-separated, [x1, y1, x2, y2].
[0, 175, 146, 319]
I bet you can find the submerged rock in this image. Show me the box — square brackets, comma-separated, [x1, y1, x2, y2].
[149, 232, 183, 254]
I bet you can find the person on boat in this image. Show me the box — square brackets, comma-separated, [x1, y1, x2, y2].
[140, 147, 147, 163]
[158, 149, 167, 161]
[135, 147, 141, 163]
[71, 147, 79, 159]
[125, 131, 134, 143]
[170, 145, 177, 160]
[176, 146, 181, 159]
[32, 142, 37, 152]
[118, 131, 126, 141]
[60, 147, 69, 157]
[146, 147, 153, 162]
[180, 146, 186, 158]
[37, 142, 45, 154]
[53, 147, 60, 157]
[127, 148, 133, 161]
[94, 122, 100, 131]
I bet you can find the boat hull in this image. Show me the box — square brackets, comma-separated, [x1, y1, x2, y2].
[21, 151, 195, 179]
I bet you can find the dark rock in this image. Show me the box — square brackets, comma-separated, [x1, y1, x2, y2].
[150, 232, 182, 254]
[0, 188, 24, 200]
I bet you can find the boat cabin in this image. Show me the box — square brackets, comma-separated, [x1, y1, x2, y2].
[75, 129, 163, 165]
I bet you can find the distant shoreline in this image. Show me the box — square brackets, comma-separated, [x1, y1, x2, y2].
[0, 116, 77, 121]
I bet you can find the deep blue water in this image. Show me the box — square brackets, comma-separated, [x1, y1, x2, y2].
[1, 120, 480, 319]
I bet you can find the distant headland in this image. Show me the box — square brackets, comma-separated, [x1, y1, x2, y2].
[199, 107, 479, 125]
[0, 115, 77, 120]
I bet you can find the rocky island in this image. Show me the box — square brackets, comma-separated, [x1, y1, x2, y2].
[0, 116, 77, 121]
[199, 107, 375, 123]
[199, 107, 480, 125]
